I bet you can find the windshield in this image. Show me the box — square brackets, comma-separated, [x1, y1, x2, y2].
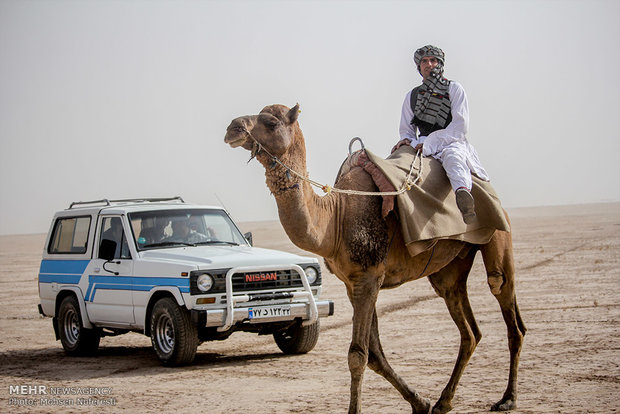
[128, 209, 248, 250]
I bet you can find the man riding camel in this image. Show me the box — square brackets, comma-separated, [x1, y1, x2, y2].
[393, 45, 489, 224]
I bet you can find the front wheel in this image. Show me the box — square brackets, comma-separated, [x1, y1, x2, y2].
[273, 319, 320, 354]
[57, 295, 100, 356]
[150, 297, 198, 366]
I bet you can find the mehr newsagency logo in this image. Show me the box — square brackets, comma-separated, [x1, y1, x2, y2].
[7, 385, 116, 407]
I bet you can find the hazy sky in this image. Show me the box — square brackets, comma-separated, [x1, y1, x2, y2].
[1, 0, 619, 235]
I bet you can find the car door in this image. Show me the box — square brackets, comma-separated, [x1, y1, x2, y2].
[84, 215, 135, 325]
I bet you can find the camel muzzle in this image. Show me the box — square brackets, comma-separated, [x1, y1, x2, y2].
[225, 116, 257, 149]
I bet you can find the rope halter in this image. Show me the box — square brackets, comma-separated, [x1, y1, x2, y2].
[241, 126, 422, 196]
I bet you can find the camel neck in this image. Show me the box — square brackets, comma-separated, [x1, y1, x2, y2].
[259, 136, 338, 258]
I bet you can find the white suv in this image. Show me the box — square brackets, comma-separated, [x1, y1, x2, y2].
[37, 197, 333, 365]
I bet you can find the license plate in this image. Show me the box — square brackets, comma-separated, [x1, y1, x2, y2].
[248, 305, 291, 319]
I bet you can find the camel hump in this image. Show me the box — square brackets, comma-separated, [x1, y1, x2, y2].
[334, 149, 367, 185]
[333, 148, 398, 218]
[333, 137, 368, 184]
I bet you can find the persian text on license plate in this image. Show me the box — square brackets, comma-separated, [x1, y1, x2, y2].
[248, 305, 291, 319]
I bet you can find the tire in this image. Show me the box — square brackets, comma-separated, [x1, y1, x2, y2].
[273, 319, 320, 354]
[57, 295, 100, 356]
[150, 297, 198, 366]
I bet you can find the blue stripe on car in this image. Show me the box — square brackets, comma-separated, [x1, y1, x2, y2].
[39, 274, 82, 284]
[86, 276, 190, 301]
[38, 260, 189, 301]
[38, 260, 90, 285]
[39, 259, 90, 275]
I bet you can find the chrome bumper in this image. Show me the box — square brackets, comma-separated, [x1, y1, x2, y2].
[195, 299, 334, 328]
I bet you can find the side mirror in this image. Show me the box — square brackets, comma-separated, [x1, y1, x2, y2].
[99, 239, 117, 261]
[243, 232, 253, 246]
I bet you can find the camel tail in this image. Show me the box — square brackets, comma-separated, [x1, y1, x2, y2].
[480, 228, 527, 338]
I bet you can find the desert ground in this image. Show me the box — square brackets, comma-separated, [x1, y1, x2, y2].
[0, 203, 618, 413]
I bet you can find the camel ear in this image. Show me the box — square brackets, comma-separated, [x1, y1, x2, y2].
[286, 103, 300, 124]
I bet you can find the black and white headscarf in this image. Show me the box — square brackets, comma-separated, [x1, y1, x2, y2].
[412, 45, 452, 129]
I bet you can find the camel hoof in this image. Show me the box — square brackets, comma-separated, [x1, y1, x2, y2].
[431, 400, 452, 414]
[491, 398, 516, 411]
[411, 397, 432, 414]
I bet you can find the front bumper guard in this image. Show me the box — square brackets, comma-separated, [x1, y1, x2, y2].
[198, 264, 333, 331]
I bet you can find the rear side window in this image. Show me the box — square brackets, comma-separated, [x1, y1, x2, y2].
[48, 216, 91, 254]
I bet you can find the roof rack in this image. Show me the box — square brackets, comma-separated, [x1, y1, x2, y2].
[68, 196, 185, 209]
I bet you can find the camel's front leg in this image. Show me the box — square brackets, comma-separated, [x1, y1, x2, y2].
[346, 272, 382, 414]
[367, 310, 431, 413]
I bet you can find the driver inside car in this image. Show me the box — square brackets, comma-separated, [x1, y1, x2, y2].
[163, 215, 211, 244]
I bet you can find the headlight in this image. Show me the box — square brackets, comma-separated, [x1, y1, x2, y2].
[197, 274, 214, 292]
[304, 267, 318, 284]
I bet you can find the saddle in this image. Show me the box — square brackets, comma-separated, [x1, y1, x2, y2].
[336, 145, 510, 256]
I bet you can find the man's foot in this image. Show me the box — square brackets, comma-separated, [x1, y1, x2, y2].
[455, 188, 476, 224]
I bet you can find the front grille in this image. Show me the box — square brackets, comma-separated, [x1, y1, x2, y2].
[190, 264, 320, 295]
[231, 269, 303, 292]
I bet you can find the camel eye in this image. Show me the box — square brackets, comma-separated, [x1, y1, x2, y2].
[263, 119, 279, 129]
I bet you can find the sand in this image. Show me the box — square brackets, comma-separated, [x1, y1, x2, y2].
[0, 203, 618, 413]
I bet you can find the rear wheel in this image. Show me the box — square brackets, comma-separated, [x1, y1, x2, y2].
[273, 319, 320, 354]
[150, 297, 198, 366]
[57, 295, 100, 356]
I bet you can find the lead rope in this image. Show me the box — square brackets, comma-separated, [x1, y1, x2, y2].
[245, 129, 423, 196]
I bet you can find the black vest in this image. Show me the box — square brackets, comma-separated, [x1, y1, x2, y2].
[409, 86, 452, 137]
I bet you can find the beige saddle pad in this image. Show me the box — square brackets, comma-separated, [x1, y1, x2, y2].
[338, 145, 510, 256]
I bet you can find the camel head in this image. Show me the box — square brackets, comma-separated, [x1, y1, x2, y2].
[224, 104, 301, 159]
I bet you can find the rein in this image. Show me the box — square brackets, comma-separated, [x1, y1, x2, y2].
[243, 128, 423, 196]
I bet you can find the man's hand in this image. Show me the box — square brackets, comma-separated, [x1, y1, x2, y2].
[391, 138, 411, 154]
[413, 143, 423, 151]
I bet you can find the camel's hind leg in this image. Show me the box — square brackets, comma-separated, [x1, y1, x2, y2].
[427, 247, 479, 414]
[480, 229, 527, 411]
[367, 309, 432, 414]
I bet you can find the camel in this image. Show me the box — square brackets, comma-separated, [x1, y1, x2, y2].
[224, 104, 526, 414]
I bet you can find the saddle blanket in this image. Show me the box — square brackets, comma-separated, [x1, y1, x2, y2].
[341, 145, 510, 256]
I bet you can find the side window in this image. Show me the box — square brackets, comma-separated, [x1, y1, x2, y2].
[48, 216, 91, 254]
[99, 217, 131, 260]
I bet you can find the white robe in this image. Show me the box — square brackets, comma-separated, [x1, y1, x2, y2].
[399, 81, 489, 191]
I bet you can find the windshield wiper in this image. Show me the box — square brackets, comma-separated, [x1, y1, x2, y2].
[195, 240, 240, 246]
[143, 241, 197, 248]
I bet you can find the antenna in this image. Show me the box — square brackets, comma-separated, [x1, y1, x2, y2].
[214, 193, 229, 213]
